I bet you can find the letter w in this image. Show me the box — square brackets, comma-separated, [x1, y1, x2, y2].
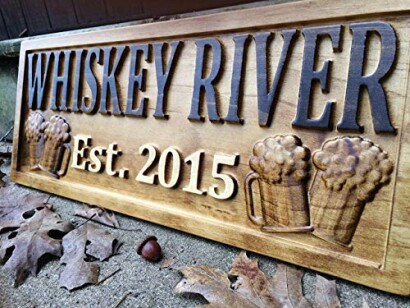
[27, 52, 51, 110]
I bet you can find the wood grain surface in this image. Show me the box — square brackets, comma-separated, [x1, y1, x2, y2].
[10, 0, 410, 295]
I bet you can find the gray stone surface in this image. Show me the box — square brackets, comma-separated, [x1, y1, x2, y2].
[0, 159, 409, 308]
[0, 58, 18, 139]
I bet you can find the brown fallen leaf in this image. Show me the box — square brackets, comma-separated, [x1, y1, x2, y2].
[75, 204, 120, 228]
[314, 275, 341, 308]
[230, 252, 310, 307]
[0, 206, 73, 286]
[176, 264, 256, 307]
[0, 187, 51, 232]
[0, 159, 5, 187]
[0, 142, 12, 158]
[59, 223, 121, 291]
[175, 251, 341, 308]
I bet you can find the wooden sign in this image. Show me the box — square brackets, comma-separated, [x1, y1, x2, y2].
[11, 0, 410, 295]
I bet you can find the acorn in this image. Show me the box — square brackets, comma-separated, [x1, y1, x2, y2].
[136, 235, 162, 262]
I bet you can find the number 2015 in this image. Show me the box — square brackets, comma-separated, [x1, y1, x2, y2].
[136, 144, 239, 200]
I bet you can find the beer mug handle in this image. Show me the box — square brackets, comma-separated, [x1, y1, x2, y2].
[245, 172, 265, 226]
[57, 143, 71, 177]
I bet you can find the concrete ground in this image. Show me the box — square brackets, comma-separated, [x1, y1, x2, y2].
[0, 158, 409, 308]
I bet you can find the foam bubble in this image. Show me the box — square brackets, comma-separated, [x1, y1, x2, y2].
[249, 135, 310, 183]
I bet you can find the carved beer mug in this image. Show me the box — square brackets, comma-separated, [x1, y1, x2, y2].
[310, 136, 393, 249]
[245, 135, 312, 233]
[39, 115, 71, 178]
[25, 111, 46, 170]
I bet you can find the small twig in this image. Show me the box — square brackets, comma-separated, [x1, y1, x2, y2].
[113, 291, 133, 308]
[74, 213, 97, 229]
[0, 126, 13, 142]
[76, 215, 142, 232]
[45, 194, 53, 204]
[42, 194, 54, 210]
[18, 28, 28, 38]
[111, 226, 142, 232]
[97, 268, 121, 285]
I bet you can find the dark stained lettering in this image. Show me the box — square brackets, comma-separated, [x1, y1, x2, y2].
[292, 25, 341, 130]
[153, 41, 182, 119]
[225, 34, 250, 124]
[125, 44, 150, 117]
[81, 48, 101, 114]
[337, 22, 396, 133]
[254, 30, 296, 127]
[188, 38, 223, 122]
[27, 52, 52, 110]
[99, 46, 127, 115]
[72, 49, 84, 113]
[23, 21, 398, 135]
[50, 50, 72, 111]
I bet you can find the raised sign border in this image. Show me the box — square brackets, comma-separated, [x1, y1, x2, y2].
[11, 0, 410, 295]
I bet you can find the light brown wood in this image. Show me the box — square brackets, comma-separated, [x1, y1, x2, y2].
[10, 0, 410, 295]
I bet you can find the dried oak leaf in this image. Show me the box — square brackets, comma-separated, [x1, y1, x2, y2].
[59, 223, 121, 291]
[0, 187, 51, 232]
[175, 252, 309, 307]
[0, 142, 12, 158]
[231, 253, 310, 307]
[0, 159, 6, 187]
[314, 275, 341, 308]
[175, 251, 341, 308]
[74, 204, 120, 228]
[0, 206, 73, 286]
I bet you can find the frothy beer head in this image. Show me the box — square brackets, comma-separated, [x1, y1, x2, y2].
[313, 136, 394, 202]
[249, 135, 310, 184]
[42, 115, 70, 146]
[25, 112, 45, 142]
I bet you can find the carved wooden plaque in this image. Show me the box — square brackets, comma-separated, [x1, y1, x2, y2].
[11, 0, 410, 295]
